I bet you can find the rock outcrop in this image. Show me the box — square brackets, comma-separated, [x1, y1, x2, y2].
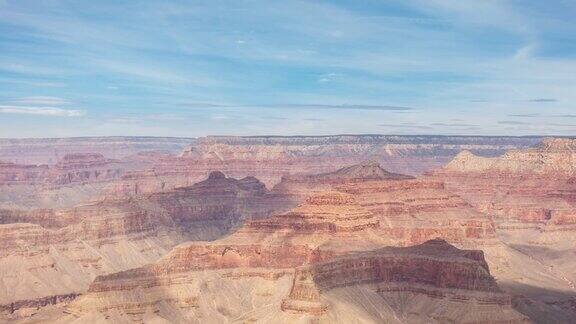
[431, 138, 576, 232]
[429, 137, 576, 322]
[443, 138, 576, 176]
[104, 135, 542, 198]
[2, 136, 575, 323]
[271, 161, 495, 247]
[0, 162, 49, 185]
[243, 191, 379, 234]
[48, 153, 125, 185]
[0, 171, 290, 311]
[62, 240, 527, 323]
[281, 239, 506, 316]
[0, 153, 127, 186]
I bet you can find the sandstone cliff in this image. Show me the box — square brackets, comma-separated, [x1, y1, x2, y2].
[0, 171, 289, 311]
[60, 240, 527, 324]
[429, 137, 576, 321]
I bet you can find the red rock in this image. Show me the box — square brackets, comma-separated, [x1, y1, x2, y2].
[430, 138, 576, 231]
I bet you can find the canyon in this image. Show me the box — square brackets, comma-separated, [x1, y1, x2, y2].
[0, 135, 574, 323]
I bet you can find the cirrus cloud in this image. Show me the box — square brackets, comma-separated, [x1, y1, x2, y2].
[0, 105, 84, 117]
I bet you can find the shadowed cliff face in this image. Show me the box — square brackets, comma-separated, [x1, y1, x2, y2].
[51, 163, 526, 323]
[66, 239, 527, 324]
[427, 138, 576, 324]
[0, 171, 293, 310]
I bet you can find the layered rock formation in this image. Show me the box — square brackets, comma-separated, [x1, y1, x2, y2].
[59, 240, 526, 323]
[281, 240, 510, 317]
[48, 153, 125, 185]
[243, 191, 379, 235]
[443, 138, 576, 175]
[0, 162, 49, 185]
[0, 153, 126, 186]
[178, 135, 541, 185]
[0, 171, 289, 314]
[0, 135, 545, 208]
[431, 138, 576, 232]
[2, 136, 576, 323]
[43, 160, 526, 323]
[336, 179, 496, 246]
[0, 137, 192, 165]
[273, 160, 495, 247]
[0, 153, 132, 210]
[272, 160, 414, 199]
[429, 138, 576, 322]
[101, 135, 542, 198]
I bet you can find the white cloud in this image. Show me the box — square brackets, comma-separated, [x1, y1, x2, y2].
[211, 114, 230, 120]
[0, 105, 84, 117]
[11, 96, 71, 106]
[514, 43, 537, 61]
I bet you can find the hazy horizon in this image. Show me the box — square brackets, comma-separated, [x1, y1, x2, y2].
[1, 0, 575, 137]
[1, 133, 575, 141]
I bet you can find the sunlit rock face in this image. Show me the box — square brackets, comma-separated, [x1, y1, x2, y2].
[427, 138, 576, 324]
[110, 135, 540, 196]
[2, 136, 576, 323]
[0, 171, 291, 314]
[272, 161, 496, 247]
[62, 240, 527, 324]
[50, 163, 526, 323]
[430, 138, 576, 231]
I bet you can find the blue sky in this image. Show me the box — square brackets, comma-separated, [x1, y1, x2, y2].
[1, 0, 575, 137]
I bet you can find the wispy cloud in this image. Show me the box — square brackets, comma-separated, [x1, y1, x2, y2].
[554, 114, 576, 118]
[498, 120, 530, 125]
[379, 123, 433, 130]
[276, 104, 414, 111]
[10, 96, 71, 105]
[528, 98, 558, 102]
[508, 113, 540, 118]
[177, 102, 415, 111]
[508, 113, 576, 118]
[430, 122, 478, 127]
[260, 116, 289, 121]
[0, 105, 83, 117]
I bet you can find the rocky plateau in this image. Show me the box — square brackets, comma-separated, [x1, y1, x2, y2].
[0, 135, 575, 323]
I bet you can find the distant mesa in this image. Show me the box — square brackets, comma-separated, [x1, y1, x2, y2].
[207, 170, 226, 180]
[539, 137, 576, 152]
[431, 137, 576, 233]
[441, 137, 576, 175]
[282, 160, 415, 184]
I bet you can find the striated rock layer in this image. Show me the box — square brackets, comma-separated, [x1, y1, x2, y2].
[272, 161, 496, 247]
[281, 239, 507, 316]
[48, 159, 526, 323]
[0, 171, 291, 311]
[2, 136, 576, 323]
[429, 137, 576, 322]
[107, 135, 543, 197]
[0, 135, 541, 209]
[431, 138, 576, 232]
[60, 240, 527, 324]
